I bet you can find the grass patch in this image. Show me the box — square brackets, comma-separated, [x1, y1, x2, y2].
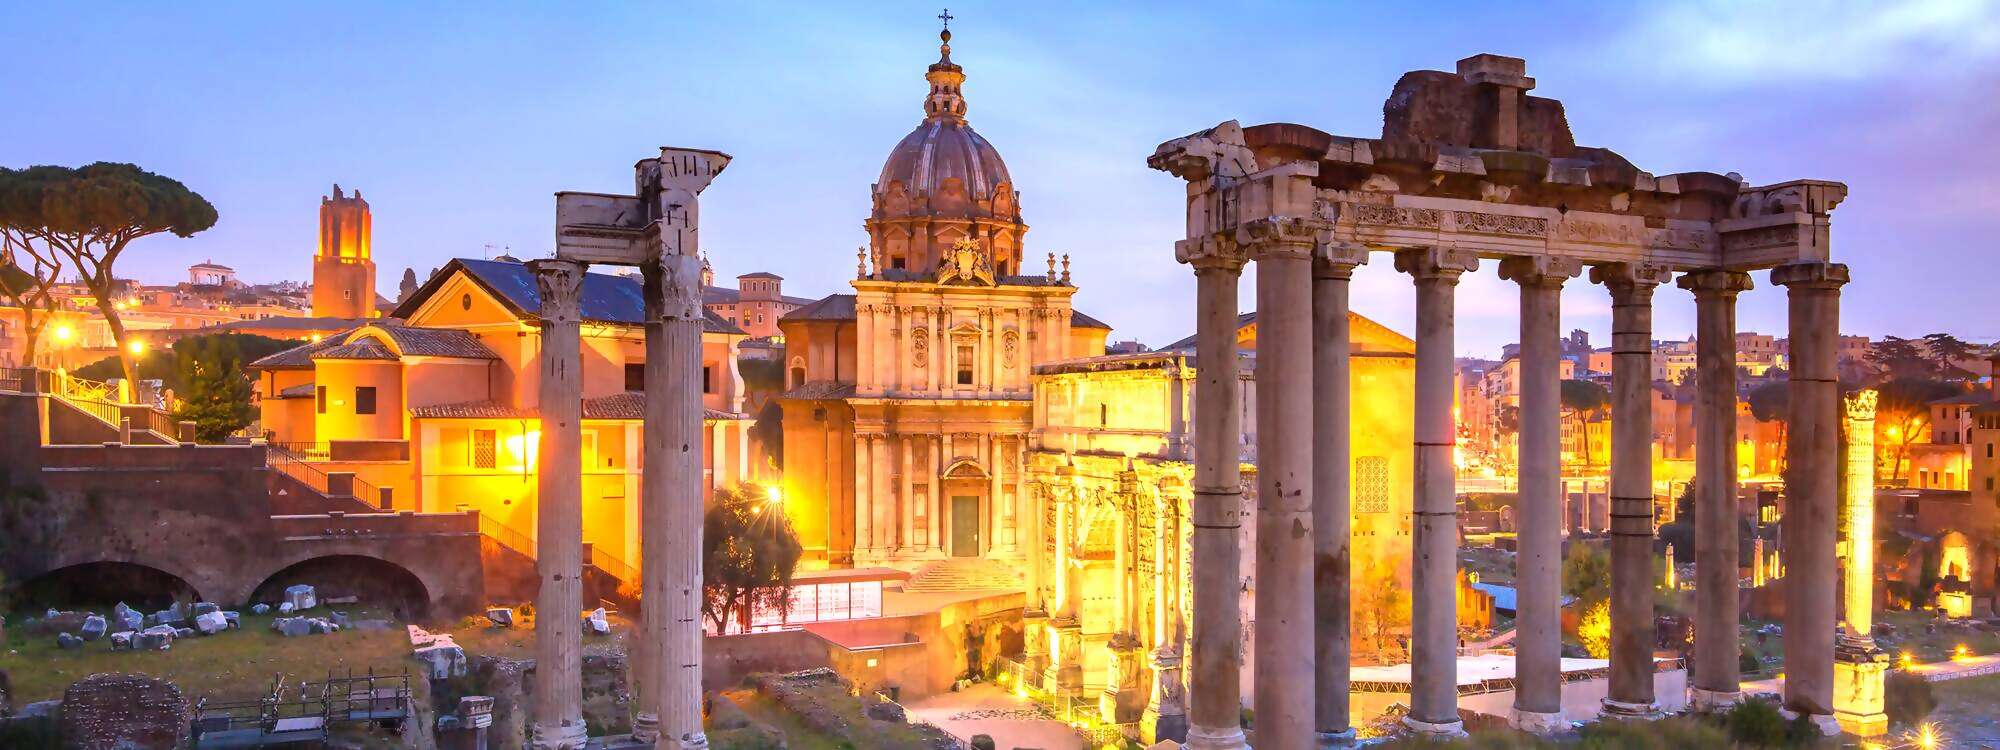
[720, 688, 849, 750]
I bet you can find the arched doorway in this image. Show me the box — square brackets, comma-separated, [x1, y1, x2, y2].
[250, 555, 431, 621]
[13, 561, 201, 613]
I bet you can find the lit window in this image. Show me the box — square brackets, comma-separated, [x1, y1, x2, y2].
[473, 430, 498, 469]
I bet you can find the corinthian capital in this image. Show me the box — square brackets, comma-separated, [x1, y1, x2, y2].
[1590, 261, 1672, 303]
[1314, 242, 1369, 280]
[1392, 246, 1479, 282]
[643, 252, 706, 323]
[1497, 256, 1582, 289]
[528, 258, 588, 323]
[1845, 389, 1878, 422]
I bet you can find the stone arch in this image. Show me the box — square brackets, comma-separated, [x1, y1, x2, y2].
[14, 560, 203, 611]
[248, 554, 432, 621]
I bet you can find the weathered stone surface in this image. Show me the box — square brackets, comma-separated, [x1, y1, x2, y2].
[79, 614, 107, 641]
[251, 603, 271, 615]
[584, 608, 610, 636]
[329, 611, 350, 629]
[273, 617, 313, 637]
[137, 625, 177, 650]
[173, 627, 194, 640]
[59, 673, 190, 750]
[277, 602, 295, 615]
[307, 618, 339, 634]
[485, 607, 513, 627]
[192, 602, 219, 617]
[223, 611, 240, 629]
[114, 608, 143, 633]
[194, 611, 228, 635]
[283, 584, 317, 611]
[415, 642, 468, 678]
[56, 632, 83, 650]
[971, 734, 997, 750]
[109, 631, 134, 651]
[148, 603, 185, 626]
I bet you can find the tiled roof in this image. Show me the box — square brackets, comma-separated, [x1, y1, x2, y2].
[738, 271, 782, 280]
[394, 258, 746, 335]
[373, 326, 499, 359]
[248, 328, 364, 369]
[408, 400, 528, 419]
[311, 337, 398, 361]
[780, 294, 857, 322]
[408, 395, 744, 421]
[782, 381, 857, 400]
[1070, 309, 1111, 330]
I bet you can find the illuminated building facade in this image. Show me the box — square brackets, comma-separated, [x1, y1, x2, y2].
[311, 184, 380, 319]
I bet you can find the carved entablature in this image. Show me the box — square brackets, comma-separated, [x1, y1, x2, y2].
[1151, 57, 1848, 273]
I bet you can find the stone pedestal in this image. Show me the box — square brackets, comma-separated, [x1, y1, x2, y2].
[1101, 633, 1144, 724]
[1832, 645, 1890, 737]
[1142, 647, 1189, 745]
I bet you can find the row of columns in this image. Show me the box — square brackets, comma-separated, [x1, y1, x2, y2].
[1177, 218, 1852, 742]
[855, 432, 1024, 556]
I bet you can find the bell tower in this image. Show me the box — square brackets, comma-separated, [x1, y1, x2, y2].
[312, 184, 377, 318]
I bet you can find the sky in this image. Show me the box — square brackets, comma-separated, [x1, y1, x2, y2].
[6, 1, 2000, 356]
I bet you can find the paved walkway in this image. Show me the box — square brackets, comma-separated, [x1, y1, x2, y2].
[905, 683, 1084, 750]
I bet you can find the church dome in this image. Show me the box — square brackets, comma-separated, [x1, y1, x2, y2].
[872, 28, 1020, 224]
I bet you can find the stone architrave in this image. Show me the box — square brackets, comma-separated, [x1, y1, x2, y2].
[1593, 262, 1671, 720]
[1775, 261, 1850, 735]
[1313, 242, 1367, 748]
[1679, 269, 1752, 710]
[1499, 255, 1582, 734]
[528, 257, 589, 750]
[1395, 246, 1478, 738]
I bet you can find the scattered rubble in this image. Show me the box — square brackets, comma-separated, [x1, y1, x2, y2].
[485, 607, 514, 627]
[250, 603, 271, 615]
[584, 608, 610, 636]
[193, 611, 229, 635]
[79, 614, 107, 641]
[56, 632, 83, 650]
[283, 584, 318, 611]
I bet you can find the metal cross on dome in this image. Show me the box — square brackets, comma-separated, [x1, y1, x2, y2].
[938, 8, 952, 30]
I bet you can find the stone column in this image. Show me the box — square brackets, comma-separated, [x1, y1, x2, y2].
[527, 258, 589, 750]
[1596, 263, 1670, 719]
[1313, 243, 1367, 747]
[1395, 246, 1478, 737]
[1678, 269, 1752, 711]
[901, 437, 916, 552]
[1240, 218, 1318, 750]
[1144, 485, 1189, 745]
[1177, 235, 1249, 750]
[855, 434, 874, 557]
[1049, 488, 1085, 697]
[1834, 388, 1888, 736]
[1775, 262, 1849, 735]
[1500, 256, 1582, 734]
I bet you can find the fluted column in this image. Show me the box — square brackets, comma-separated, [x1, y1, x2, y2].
[1775, 261, 1849, 734]
[1395, 246, 1478, 737]
[633, 248, 711, 748]
[1314, 243, 1367, 748]
[1177, 234, 1249, 750]
[1500, 256, 1582, 734]
[528, 258, 589, 750]
[1594, 262, 1671, 718]
[1144, 484, 1189, 745]
[1238, 217, 1319, 750]
[1678, 269, 1752, 711]
[1835, 388, 1888, 736]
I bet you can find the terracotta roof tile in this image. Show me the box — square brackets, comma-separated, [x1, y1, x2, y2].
[311, 337, 397, 361]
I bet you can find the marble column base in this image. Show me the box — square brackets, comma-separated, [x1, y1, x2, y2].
[1402, 715, 1466, 738]
[1688, 687, 1742, 711]
[1834, 648, 1890, 738]
[628, 713, 659, 745]
[1142, 710, 1187, 746]
[1779, 707, 1841, 737]
[532, 721, 590, 750]
[1183, 723, 1250, 750]
[1509, 708, 1566, 735]
[1599, 698, 1661, 719]
[1315, 727, 1357, 747]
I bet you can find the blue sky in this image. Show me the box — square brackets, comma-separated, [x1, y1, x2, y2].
[6, 1, 1998, 355]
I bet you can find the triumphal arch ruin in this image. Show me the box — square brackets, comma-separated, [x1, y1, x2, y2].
[1151, 54, 1863, 745]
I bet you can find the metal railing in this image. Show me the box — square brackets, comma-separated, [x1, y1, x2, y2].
[266, 442, 384, 504]
[0, 366, 31, 393]
[271, 440, 332, 462]
[589, 545, 637, 584]
[478, 514, 537, 559]
[868, 690, 971, 750]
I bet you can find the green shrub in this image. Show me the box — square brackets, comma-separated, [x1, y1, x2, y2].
[1885, 669, 1936, 729]
[1579, 716, 1727, 749]
[1740, 645, 1762, 675]
[1719, 698, 1819, 748]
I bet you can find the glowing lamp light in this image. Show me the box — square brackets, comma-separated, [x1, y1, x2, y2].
[52, 324, 74, 343]
[126, 340, 146, 356]
[1914, 722, 1943, 750]
[765, 485, 784, 506]
[1953, 643, 1970, 661]
[1899, 651, 1916, 669]
[504, 430, 541, 469]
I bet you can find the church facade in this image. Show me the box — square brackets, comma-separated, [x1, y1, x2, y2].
[776, 27, 1109, 569]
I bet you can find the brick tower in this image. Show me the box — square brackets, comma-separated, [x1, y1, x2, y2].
[312, 184, 377, 318]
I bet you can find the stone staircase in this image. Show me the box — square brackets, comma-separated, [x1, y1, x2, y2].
[902, 557, 1025, 593]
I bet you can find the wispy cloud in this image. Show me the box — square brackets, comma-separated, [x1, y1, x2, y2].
[1624, 0, 2000, 83]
